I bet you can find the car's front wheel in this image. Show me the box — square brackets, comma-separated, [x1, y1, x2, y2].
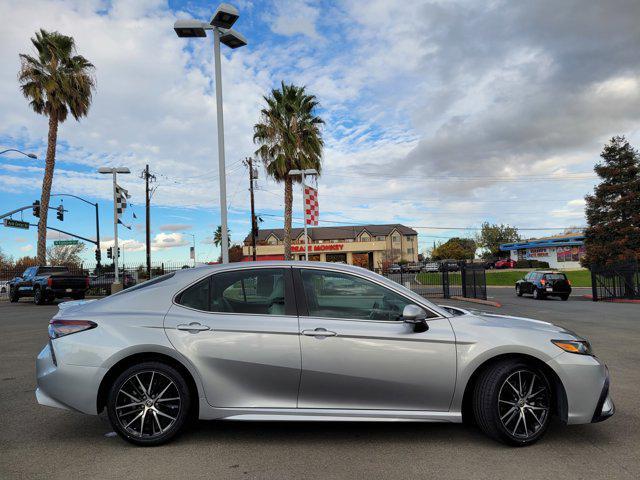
[107, 361, 191, 446]
[516, 285, 523, 297]
[473, 360, 552, 446]
[9, 287, 19, 303]
[33, 287, 46, 305]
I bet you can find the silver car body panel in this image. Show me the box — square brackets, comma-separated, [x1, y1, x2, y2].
[35, 261, 610, 426]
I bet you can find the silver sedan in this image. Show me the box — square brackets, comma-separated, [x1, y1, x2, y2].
[36, 262, 614, 446]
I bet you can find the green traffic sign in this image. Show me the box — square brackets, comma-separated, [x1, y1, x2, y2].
[54, 239, 80, 246]
[3, 218, 29, 230]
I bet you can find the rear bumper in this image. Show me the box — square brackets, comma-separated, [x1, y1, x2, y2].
[35, 342, 104, 414]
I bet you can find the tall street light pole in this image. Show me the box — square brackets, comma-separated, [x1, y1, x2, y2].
[98, 166, 130, 290]
[289, 169, 318, 262]
[174, 4, 247, 264]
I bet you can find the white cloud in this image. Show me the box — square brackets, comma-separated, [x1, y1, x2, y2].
[19, 244, 33, 252]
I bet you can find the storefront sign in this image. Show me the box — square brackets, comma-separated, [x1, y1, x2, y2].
[292, 243, 344, 252]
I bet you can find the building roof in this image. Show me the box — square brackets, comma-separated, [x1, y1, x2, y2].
[244, 224, 417, 244]
[500, 232, 585, 251]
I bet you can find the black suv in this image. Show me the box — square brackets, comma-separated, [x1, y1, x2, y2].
[515, 270, 571, 300]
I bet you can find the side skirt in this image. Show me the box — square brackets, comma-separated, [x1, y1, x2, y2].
[197, 402, 462, 423]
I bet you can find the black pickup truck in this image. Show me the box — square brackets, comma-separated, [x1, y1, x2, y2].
[8, 266, 89, 305]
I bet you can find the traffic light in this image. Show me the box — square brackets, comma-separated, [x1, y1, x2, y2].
[107, 247, 113, 259]
[95, 249, 101, 262]
[56, 204, 64, 221]
[32, 200, 40, 218]
[117, 247, 121, 258]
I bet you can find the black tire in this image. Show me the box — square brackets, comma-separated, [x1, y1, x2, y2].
[107, 361, 191, 446]
[473, 359, 552, 446]
[516, 285, 523, 297]
[560, 295, 569, 301]
[72, 292, 85, 300]
[9, 287, 19, 303]
[532, 288, 545, 300]
[33, 287, 46, 305]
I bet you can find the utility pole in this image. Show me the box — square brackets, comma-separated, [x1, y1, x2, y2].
[141, 165, 156, 278]
[244, 157, 258, 261]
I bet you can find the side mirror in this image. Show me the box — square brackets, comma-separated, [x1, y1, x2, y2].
[402, 304, 429, 333]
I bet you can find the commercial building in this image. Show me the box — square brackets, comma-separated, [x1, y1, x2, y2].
[242, 224, 419, 269]
[500, 233, 586, 269]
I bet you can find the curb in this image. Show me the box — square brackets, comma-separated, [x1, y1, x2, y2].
[582, 294, 640, 303]
[450, 296, 502, 308]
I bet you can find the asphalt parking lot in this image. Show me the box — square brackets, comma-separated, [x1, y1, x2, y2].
[1, 289, 639, 480]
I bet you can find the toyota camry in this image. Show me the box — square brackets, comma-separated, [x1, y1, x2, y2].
[36, 262, 614, 446]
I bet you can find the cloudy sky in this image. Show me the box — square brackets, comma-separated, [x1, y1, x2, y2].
[1, 0, 639, 263]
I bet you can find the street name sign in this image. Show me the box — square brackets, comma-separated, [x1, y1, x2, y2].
[54, 240, 80, 246]
[3, 219, 29, 230]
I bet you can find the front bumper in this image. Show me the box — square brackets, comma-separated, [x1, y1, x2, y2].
[547, 352, 614, 424]
[592, 373, 615, 422]
[36, 342, 104, 414]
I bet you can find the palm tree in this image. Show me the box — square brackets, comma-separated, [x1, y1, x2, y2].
[253, 82, 324, 260]
[214, 225, 231, 248]
[18, 29, 95, 264]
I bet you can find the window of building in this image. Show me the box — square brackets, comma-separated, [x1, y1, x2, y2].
[266, 235, 278, 245]
[392, 234, 400, 243]
[360, 233, 370, 241]
[407, 247, 414, 254]
[299, 269, 435, 321]
[376, 236, 386, 241]
[345, 238, 354, 243]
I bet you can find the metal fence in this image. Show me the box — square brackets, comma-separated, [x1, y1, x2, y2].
[590, 261, 640, 301]
[379, 263, 487, 300]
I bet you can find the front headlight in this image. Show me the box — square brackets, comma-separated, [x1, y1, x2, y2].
[551, 339, 593, 355]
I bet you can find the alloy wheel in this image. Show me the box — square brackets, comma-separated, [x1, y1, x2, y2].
[498, 370, 550, 440]
[114, 370, 182, 439]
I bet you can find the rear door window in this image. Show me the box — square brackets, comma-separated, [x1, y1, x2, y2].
[213, 269, 289, 315]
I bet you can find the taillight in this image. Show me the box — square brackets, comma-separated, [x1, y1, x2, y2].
[48, 320, 97, 339]
[47, 278, 53, 287]
[540, 278, 546, 285]
[568, 280, 572, 286]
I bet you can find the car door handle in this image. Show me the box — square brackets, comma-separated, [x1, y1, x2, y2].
[302, 328, 337, 337]
[176, 322, 211, 333]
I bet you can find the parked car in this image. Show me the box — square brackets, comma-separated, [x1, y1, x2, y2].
[90, 272, 136, 293]
[0, 280, 8, 295]
[494, 259, 516, 269]
[387, 263, 402, 274]
[405, 262, 423, 273]
[9, 266, 89, 305]
[516, 271, 572, 300]
[422, 261, 440, 272]
[438, 259, 461, 271]
[36, 262, 613, 447]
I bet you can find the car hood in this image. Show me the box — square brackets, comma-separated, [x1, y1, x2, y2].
[468, 311, 577, 336]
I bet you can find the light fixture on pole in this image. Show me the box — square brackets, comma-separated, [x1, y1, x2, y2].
[174, 4, 247, 264]
[98, 167, 130, 290]
[289, 169, 318, 262]
[0, 148, 38, 159]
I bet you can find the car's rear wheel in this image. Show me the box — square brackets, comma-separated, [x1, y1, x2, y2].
[560, 295, 569, 301]
[72, 292, 85, 300]
[107, 362, 191, 446]
[532, 288, 544, 300]
[473, 360, 552, 446]
[516, 285, 523, 297]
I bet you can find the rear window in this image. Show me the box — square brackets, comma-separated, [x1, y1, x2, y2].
[544, 273, 567, 281]
[112, 272, 175, 296]
[38, 266, 69, 274]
